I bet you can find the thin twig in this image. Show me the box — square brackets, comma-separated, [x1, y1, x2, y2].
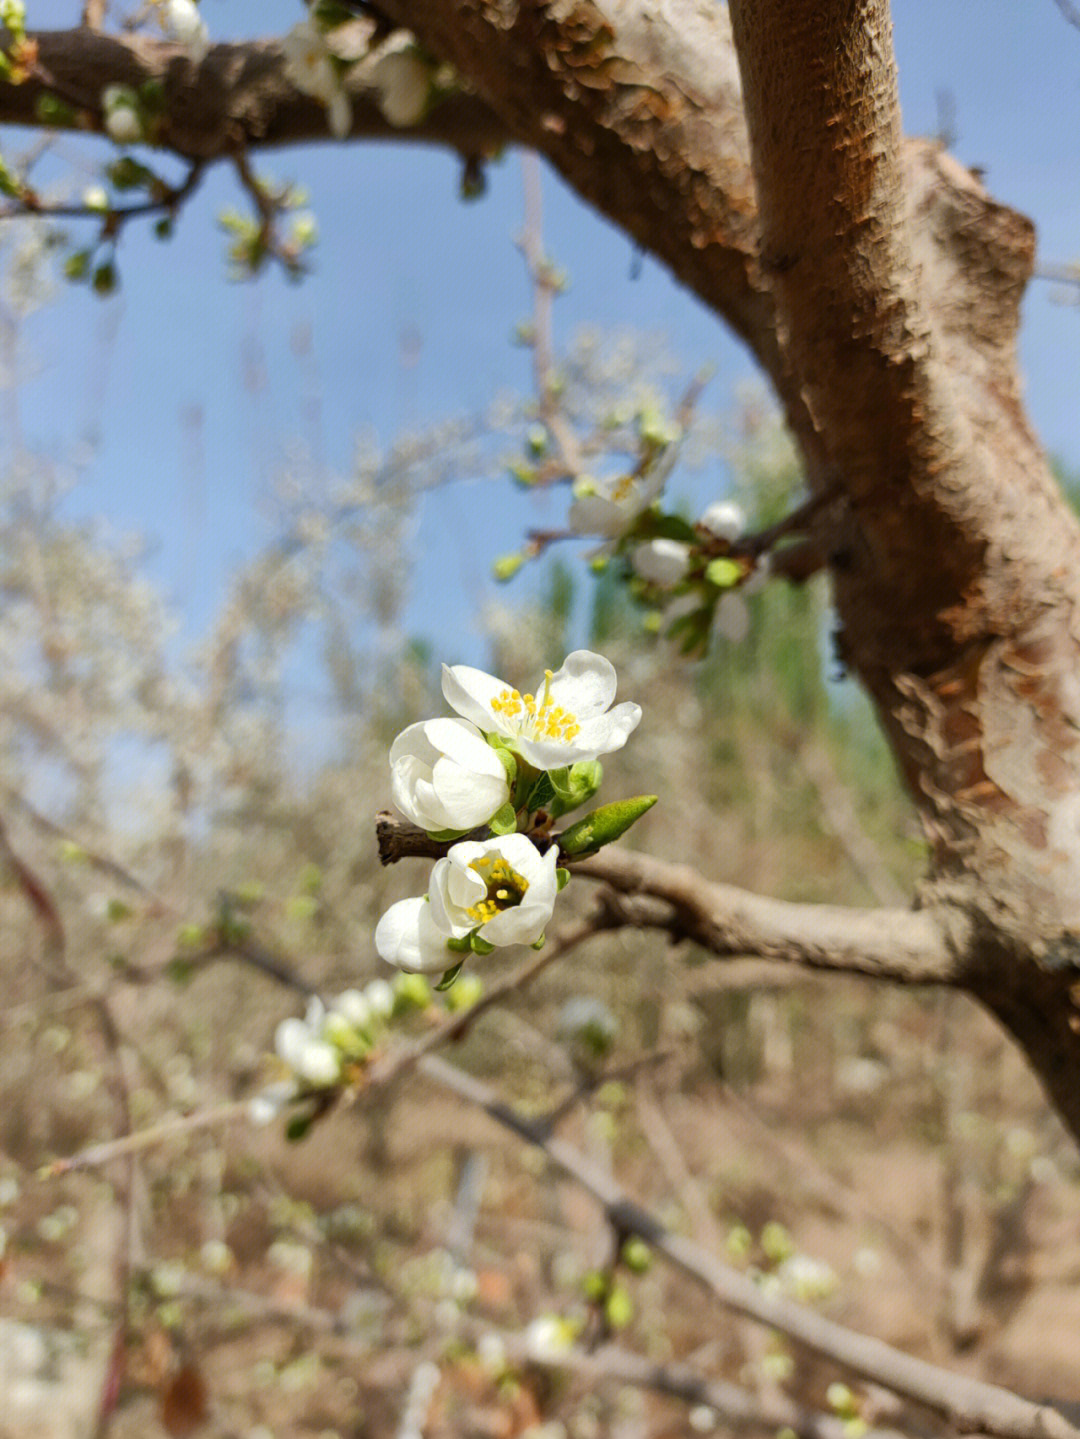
[42, 1099, 254, 1177]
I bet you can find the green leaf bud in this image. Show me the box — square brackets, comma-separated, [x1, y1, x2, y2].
[557, 795, 658, 857]
[605, 1284, 633, 1329]
[705, 556, 743, 589]
[492, 552, 525, 581]
[621, 1237, 652, 1274]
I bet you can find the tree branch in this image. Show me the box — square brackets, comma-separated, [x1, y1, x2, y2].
[375, 811, 960, 984]
[419, 1052, 1080, 1439]
[1, 30, 508, 158]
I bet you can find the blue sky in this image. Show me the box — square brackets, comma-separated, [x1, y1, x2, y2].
[6, 1, 1080, 669]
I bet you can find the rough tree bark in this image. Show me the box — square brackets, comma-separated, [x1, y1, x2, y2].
[5, 6, 1080, 1141]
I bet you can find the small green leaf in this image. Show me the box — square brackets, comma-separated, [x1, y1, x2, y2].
[556, 868, 570, 891]
[91, 261, 117, 296]
[557, 795, 658, 857]
[523, 771, 556, 814]
[285, 1112, 314, 1143]
[435, 960, 466, 991]
[425, 825, 470, 843]
[487, 802, 519, 836]
[530, 933, 546, 951]
[652, 513, 698, 544]
[620, 1237, 652, 1274]
[705, 556, 743, 589]
[105, 898, 133, 923]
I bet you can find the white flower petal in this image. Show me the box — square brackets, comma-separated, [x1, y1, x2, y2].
[294, 1037, 340, 1086]
[699, 499, 746, 542]
[630, 537, 691, 587]
[390, 717, 509, 831]
[441, 664, 507, 730]
[375, 896, 453, 972]
[429, 836, 558, 949]
[545, 650, 617, 718]
[444, 651, 639, 767]
[327, 88, 351, 138]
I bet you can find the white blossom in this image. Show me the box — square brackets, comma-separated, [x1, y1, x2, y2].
[369, 36, 431, 127]
[429, 834, 558, 947]
[390, 716, 510, 832]
[281, 18, 352, 138]
[330, 988, 371, 1029]
[274, 998, 341, 1086]
[630, 537, 691, 587]
[249, 1081, 297, 1126]
[375, 894, 453, 973]
[161, 0, 209, 62]
[567, 470, 665, 540]
[525, 1315, 575, 1361]
[365, 977, 396, 1016]
[699, 499, 746, 543]
[442, 649, 641, 770]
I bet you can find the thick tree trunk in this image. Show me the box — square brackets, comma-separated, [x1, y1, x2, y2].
[726, 0, 1080, 1135]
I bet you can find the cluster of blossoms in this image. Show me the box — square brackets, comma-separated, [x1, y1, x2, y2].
[376, 650, 648, 981]
[498, 394, 761, 655]
[281, 8, 437, 141]
[252, 973, 432, 1124]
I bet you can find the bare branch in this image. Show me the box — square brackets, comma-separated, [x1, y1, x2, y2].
[418, 1053, 1080, 1439]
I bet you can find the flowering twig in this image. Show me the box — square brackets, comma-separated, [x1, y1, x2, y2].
[375, 810, 955, 984]
[418, 1052, 1080, 1439]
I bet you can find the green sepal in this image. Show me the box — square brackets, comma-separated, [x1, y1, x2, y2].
[531, 933, 546, 951]
[557, 795, 658, 857]
[705, 556, 743, 589]
[487, 801, 519, 836]
[486, 735, 519, 785]
[435, 960, 466, 992]
[469, 932, 495, 956]
[556, 868, 570, 892]
[424, 826, 470, 843]
[445, 935, 471, 954]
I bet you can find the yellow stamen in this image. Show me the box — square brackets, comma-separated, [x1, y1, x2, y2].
[488, 673, 581, 745]
[465, 856, 529, 925]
